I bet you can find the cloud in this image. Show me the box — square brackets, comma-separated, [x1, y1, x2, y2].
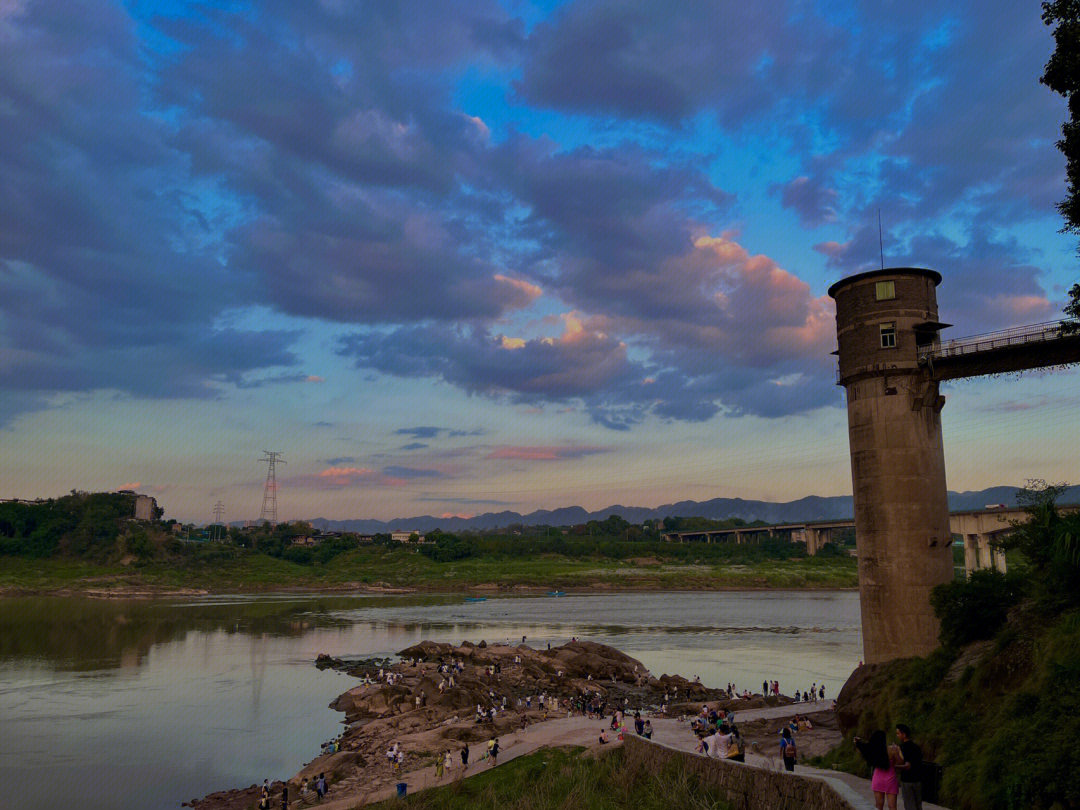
[400, 443, 429, 451]
[516, 1, 797, 123]
[325, 456, 356, 465]
[418, 496, 512, 506]
[287, 466, 377, 490]
[382, 465, 445, 479]
[395, 427, 444, 439]
[3, 0, 1067, 439]
[773, 177, 838, 227]
[818, 225, 1056, 335]
[0, 1, 304, 423]
[488, 445, 607, 461]
[339, 228, 839, 423]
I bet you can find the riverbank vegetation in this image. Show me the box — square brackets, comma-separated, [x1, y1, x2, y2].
[0, 492, 857, 594]
[820, 481, 1080, 810]
[366, 746, 731, 810]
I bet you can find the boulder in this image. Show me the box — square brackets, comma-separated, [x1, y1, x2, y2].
[834, 661, 892, 735]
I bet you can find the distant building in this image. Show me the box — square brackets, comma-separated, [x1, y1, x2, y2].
[390, 530, 425, 543]
[291, 536, 317, 546]
[134, 494, 158, 521]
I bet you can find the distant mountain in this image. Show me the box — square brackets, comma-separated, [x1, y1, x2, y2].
[307, 485, 1080, 534]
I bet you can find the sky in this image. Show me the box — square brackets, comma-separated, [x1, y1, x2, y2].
[2, 0, 1079, 524]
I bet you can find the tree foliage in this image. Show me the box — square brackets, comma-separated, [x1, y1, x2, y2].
[930, 569, 1024, 648]
[1041, 2, 1080, 331]
[994, 480, 1080, 608]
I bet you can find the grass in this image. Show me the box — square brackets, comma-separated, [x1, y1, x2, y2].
[0, 549, 857, 594]
[363, 746, 731, 810]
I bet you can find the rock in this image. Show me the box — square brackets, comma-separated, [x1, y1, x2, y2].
[834, 661, 894, 734]
[943, 639, 994, 684]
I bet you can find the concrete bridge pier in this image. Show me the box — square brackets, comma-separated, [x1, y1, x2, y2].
[804, 527, 831, 555]
[962, 533, 1007, 575]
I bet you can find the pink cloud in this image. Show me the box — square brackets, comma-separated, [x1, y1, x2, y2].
[305, 375, 325, 382]
[116, 482, 141, 491]
[812, 240, 850, 259]
[287, 466, 377, 490]
[607, 233, 836, 367]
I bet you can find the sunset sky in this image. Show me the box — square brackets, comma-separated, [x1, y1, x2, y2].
[2, 0, 1079, 524]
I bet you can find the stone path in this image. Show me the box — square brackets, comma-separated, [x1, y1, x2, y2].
[308, 702, 949, 810]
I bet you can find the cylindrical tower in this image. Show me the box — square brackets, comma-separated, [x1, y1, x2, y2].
[828, 268, 955, 663]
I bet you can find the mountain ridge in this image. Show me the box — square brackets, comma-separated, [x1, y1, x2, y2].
[302, 485, 1080, 534]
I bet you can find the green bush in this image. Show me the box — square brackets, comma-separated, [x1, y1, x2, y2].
[930, 569, 1023, 648]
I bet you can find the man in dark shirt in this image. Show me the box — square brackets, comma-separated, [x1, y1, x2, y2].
[895, 724, 923, 809]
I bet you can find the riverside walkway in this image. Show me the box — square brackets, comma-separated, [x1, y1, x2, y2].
[311, 701, 949, 810]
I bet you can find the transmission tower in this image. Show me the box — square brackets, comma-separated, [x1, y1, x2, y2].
[259, 451, 285, 525]
[211, 501, 226, 542]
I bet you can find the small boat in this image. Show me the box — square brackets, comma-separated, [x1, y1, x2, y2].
[547, 591, 566, 597]
[464, 596, 487, 603]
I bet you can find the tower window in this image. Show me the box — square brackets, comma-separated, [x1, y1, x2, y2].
[875, 280, 895, 300]
[880, 322, 897, 348]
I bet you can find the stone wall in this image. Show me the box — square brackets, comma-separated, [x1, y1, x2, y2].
[621, 735, 865, 810]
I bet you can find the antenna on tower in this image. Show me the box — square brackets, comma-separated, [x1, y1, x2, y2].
[211, 501, 226, 542]
[878, 209, 885, 270]
[259, 451, 285, 526]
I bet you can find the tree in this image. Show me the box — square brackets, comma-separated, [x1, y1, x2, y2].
[1041, 2, 1080, 331]
[994, 479, 1080, 608]
[1065, 281, 1080, 333]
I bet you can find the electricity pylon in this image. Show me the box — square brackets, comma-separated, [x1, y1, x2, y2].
[211, 501, 226, 542]
[258, 451, 285, 526]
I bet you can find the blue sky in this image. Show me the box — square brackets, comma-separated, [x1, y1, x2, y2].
[2, 0, 1078, 523]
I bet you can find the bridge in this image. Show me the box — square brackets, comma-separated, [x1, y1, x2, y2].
[662, 504, 1080, 577]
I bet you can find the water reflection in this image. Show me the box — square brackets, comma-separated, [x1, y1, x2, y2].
[0, 591, 861, 810]
[0, 594, 458, 670]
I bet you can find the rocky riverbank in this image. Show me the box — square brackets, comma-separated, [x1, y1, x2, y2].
[185, 639, 803, 810]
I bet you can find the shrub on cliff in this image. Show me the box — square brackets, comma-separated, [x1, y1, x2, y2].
[994, 480, 1080, 610]
[930, 569, 1024, 648]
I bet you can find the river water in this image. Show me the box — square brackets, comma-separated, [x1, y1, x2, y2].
[0, 590, 861, 809]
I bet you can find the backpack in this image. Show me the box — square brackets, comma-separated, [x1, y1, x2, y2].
[726, 738, 740, 758]
[784, 739, 796, 758]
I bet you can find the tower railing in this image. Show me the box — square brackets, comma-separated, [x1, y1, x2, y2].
[918, 320, 1075, 363]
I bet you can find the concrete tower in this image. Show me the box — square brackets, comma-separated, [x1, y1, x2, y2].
[829, 268, 955, 663]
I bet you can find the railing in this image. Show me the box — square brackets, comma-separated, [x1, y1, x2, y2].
[918, 319, 1074, 363]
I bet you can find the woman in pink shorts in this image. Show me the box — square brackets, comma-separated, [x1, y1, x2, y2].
[855, 730, 901, 809]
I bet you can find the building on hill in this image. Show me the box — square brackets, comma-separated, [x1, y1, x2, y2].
[133, 494, 158, 521]
[390, 530, 425, 543]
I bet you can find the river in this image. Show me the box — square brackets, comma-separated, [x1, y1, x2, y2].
[0, 590, 861, 809]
